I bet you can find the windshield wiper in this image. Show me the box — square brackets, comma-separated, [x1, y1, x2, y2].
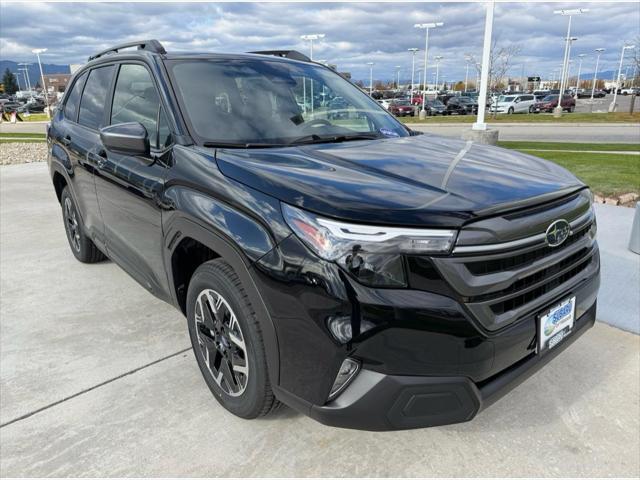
[202, 141, 286, 149]
[286, 132, 382, 146]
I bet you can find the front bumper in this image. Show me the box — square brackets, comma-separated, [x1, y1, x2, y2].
[304, 300, 596, 431]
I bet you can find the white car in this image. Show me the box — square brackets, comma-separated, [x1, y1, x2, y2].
[377, 99, 392, 110]
[621, 87, 639, 95]
[491, 94, 536, 114]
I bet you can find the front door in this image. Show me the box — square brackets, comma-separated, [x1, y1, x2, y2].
[93, 63, 173, 299]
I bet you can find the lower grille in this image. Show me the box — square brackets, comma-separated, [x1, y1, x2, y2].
[488, 250, 594, 315]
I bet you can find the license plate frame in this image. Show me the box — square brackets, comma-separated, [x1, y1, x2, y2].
[538, 296, 576, 353]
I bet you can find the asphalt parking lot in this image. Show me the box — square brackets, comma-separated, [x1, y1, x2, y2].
[1, 162, 639, 477]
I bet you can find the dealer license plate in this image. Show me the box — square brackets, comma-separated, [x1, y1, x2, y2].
[538, 297, 576, 352]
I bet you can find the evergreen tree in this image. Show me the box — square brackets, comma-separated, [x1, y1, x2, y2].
[2, 68, 19, 94]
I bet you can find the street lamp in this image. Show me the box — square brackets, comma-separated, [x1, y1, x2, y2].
[609, 43, 635, 112]
[590, 48, 605, 104]
[300, 34, 325, 60]
[17, 63, 32, 95]
[395, 65, 401, 90]
[434, 55, 443, 92]
[464, 55, 472, 92]
[32, 48, 51, 117]
[575, 53, 587, 95]
[408, 48, 419, 99]
[414, 21, 444, 119]
[367, 62, 374, 96]
[553, 8, 588, 117]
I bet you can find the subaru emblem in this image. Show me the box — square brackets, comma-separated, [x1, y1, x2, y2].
[545, 219, 571, 247]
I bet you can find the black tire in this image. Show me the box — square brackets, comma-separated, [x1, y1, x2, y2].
[187, 259, 279, 419]
[508, 107, 514, 114]
[60, 186, 106, 263]
[529, 105, 534, 113]
[569, 105, 575, 113]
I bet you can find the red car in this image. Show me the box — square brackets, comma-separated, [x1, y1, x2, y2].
[388, 99, 415, 116]
[533, 94, 576, 113]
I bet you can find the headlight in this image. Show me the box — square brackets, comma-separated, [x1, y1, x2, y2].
[282, 203, 457, 287]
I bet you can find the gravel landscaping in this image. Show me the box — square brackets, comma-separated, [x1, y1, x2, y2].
[0, 142, 48, 166]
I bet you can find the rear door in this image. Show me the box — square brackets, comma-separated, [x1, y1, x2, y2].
[57, 66, 116, 249]
[93, 62, 172, 298]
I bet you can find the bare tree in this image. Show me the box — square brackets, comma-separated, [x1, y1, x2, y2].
[469, 39, 522, 92]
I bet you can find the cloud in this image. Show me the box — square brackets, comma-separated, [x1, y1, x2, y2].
[0, 2, 638, 82]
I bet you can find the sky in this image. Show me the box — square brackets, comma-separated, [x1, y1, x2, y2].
[1, 1, 639, 83]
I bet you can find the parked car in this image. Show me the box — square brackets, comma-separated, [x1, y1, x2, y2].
[48, 40, 600, 431]
[532, 94, 576, 113]
[388, 99, 415, 116]
[377, 99, 392, 110]
[491, 94, 537, 114]
[576, 89, 606, 99]
[621, 87, 640, 95]
[445, 96, 477, 115]
[426, 98, 446, 115]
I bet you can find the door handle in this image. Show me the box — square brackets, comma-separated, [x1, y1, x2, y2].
[88, 150, 108, 169]
[61, 135, 71, 146]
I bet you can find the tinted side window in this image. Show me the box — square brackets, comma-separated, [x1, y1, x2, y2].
[64, 71, 87, 122]
[111, 64, 161, 148]
[79, 65, 115, 130]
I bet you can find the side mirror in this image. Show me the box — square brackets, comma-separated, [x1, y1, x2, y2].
[100, 122, 150, 156]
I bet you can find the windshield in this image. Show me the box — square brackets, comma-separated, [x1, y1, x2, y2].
[427, 100, 444, 107]
[393, 100, 411, 106]
[498, 96, 515, 102]
[542, 95, 558, 101]
[168, 58, 408, 145]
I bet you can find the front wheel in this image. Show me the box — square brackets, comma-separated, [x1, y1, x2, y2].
[187, 259, 279, 419]
[529, 105, 534, 113]
[507, 107, 514, 114]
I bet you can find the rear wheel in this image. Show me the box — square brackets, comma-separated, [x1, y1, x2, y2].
[60, 187, 106, 263]
[529, 105, 534, 113]
[187, 259, 279, 419]
[507, 107, 514, 114]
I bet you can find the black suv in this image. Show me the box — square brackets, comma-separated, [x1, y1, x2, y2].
[48, 40, 600, 431]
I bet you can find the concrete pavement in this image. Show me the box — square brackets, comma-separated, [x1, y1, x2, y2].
[1, 163, 639, 477]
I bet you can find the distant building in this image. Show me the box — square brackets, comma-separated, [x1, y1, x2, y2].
[43, 73, 71, 93]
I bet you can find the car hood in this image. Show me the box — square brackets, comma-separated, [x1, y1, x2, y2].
[214, 134, 584, 227]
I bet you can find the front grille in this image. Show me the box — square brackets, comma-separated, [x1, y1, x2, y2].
[429, 200, 598, 331]
[466, 225, 591, 276]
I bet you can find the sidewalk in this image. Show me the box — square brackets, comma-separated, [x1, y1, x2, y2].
[593, 203, 640, 333]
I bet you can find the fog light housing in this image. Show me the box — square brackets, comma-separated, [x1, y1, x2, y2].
[328, 358, 360, 401]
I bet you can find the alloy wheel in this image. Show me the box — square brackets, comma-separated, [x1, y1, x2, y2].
[64, 197, 81, 252]
[194, 289, 249, 397]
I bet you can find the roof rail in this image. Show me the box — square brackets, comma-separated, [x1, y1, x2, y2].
[249, 50, 312, 63]
[88, 39, 166, 62]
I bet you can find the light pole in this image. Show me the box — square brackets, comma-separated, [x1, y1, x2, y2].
[609, 43, 636, 112]
[395, 65, 401, 90]
[300, 34, 325, 113]
[408, 48, 418, 100]
[300, 34, 325, 60]
[414, 21, 443, 119]
[17, 63, 32, 96]
[553, 8, 588, 117]
[32, 49, 50, 116]
[434, 55, 443, 92]
[464, 55, 471, 92]
[590, 48, 605, 106]
[472, 0, 494, 132]
[367, 62, 374, 96]
[574, 53, 586, 95]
